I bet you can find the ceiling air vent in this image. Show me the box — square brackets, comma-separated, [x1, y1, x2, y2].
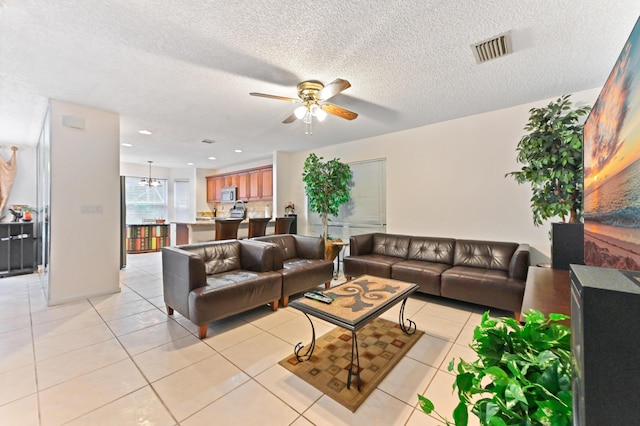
[471, 32, 512, 64]
[201, 139, 215, 144]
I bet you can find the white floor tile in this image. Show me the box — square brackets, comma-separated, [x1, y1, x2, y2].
[378, 356, 437, 405]
[36, 338, 128, 390]
[0, 364, 36, 406]
[65, 386, 176, 426]
[0, 339, 33, 373]
[220, 331, 292, 377]
[34, 322, 115, 361]
[0, 394, 39, 426]
[118, 320, 191, 355]
[406, 333, 452, 370]
[39, 359, 147, 426]
[181, 380, 299, 426]
[133, 334, 216, 382]
[304, 389, 414, 426]
[152, 354, 250, 421]
[202, 318, 263, 352]
[106, 308, 169, 336]
[255, 364, 323, 414]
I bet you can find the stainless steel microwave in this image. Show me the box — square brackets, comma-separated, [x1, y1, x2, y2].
[221, 187, 237, 202]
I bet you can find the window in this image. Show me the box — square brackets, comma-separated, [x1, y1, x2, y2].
[173, 180, 190, 222]
[125, 177, 167, 224]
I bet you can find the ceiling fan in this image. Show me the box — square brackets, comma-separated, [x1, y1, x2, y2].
[250, 78, 358, 134]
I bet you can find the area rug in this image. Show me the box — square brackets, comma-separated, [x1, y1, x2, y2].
[279, 317, 423, 412]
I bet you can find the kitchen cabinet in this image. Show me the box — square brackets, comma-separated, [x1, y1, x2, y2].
[237, 172, 250, 200]
[207, 165, 273, 202]
[260, 167, 273, 199]
[206, 177, 215, 203]
[249, 170, 261, 200]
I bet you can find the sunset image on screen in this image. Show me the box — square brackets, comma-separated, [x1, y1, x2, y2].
[583, 18, 640, 270]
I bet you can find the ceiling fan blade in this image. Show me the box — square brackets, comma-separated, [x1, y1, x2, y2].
[282, 113, 297, 124]
[316, 78, 351, 101]
[249, 92, 301, 103]
[321, 103, 358, 120]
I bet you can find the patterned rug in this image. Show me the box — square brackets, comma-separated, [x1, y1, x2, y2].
[279, 317, 423, 412]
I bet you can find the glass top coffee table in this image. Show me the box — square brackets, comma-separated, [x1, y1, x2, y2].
[289, 275, 419, 390]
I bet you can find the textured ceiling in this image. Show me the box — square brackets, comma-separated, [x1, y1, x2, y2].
[1, 1, 639, 169]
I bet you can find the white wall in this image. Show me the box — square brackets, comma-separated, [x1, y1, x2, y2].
[278, 88, 601, 266]
[48, 100, 120, 304]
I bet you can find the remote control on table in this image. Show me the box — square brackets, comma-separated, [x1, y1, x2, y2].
[304, 291, 333, 304]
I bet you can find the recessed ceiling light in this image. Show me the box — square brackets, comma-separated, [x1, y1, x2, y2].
[121, 143, 133, 147]
[138, 130, 152, 135]
[187, 162, 194, 166]
[208, 156, 216, 160]
[234, 149, 243, 153]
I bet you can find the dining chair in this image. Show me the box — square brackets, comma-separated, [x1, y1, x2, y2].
[247, 217, 271, 238]
[214, 219, 243, 240]
[274, 216, 295, 235]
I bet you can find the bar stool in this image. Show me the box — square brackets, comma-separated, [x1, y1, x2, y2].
[214, 219, 243, 241]
[247, 217, 271, 238]
[274, 217, 295, 234]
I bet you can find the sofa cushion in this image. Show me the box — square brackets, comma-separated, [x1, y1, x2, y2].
[188, 270, 282, 324]
[407, 237, 455, 264]
[179, 241, 241, 275]
[440, 266, 525, 312]
[280, 258, 334, 297]
[453, 240, 518, 272]
[253, 235, 298, 261]
[372, 234, 411, 259]
[392, 260, 450, 295]
[343, 254, 402, 278]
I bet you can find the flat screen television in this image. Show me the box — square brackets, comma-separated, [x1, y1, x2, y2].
[583, 17, 640, 271]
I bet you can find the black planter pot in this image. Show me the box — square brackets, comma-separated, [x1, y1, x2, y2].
[551, 222, 584, 270]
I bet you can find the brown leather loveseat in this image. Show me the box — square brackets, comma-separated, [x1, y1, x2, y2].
[162, 239, 282, 339]
[343, 233, 529, 315]
[252, 234, 334, 306]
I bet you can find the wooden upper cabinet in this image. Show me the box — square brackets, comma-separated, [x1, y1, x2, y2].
[237, 173, 249, 200]
[249, 170, 261, 200]
[206, 177, 216, 203]
[213, 176, 224, 201]
[260, 167, 273, 200]
[207, 165, 273, 202]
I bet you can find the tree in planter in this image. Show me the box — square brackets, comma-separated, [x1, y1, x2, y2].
[418, 310, 572, 426]
[506, 94, 591, 226]
[302, 153, 352, 248]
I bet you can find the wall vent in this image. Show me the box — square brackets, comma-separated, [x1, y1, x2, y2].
[201, 139, 215, 144]
[471, 32, 512, 64]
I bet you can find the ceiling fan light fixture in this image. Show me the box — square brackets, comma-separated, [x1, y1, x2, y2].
[294, 105, 307, 119]
[314, 107, 327, 122]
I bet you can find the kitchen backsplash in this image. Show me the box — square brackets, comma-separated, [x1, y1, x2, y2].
[198, 200, 273, 218]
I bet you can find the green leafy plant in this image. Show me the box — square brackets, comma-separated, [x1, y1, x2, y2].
[302, 153, 352, 246]
[506, 94, 591, 226]
[418, 310, 572, 426]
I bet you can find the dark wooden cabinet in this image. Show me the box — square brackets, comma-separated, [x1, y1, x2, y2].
[0, 222, 36, 277]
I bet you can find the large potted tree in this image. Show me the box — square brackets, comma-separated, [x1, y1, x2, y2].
[302, 153, 352, 260]
[506, 94, 591, 269]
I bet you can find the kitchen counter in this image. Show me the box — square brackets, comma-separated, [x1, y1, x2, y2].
[173, 219, 275, 244]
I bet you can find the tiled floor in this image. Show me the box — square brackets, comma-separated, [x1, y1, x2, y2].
[0, 252, 511, 425]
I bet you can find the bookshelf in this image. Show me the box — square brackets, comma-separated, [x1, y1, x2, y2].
[126, 224, 170, 253]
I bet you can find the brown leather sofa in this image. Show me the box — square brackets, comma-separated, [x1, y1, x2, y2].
[252, 234, 334, 306]
[343, 233, 529, 315]
[162, 239, 282, 339]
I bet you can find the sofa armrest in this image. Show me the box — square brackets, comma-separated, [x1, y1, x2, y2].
[509, 243, 530, 281]
[349, 233, 374, 256]
[293, 235, 324, 259]
[162, 246, 207, 318]
[239, 240, 275, 272]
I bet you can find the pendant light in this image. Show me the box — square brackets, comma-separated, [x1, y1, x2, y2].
[139, 160, 162, 187]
